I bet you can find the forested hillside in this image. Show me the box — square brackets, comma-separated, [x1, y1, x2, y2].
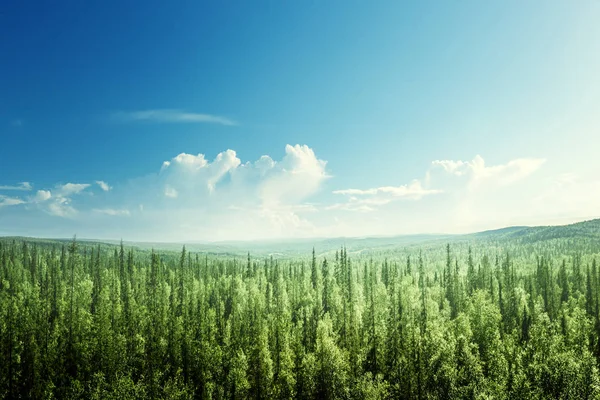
[5, 219, 599, 258]
[2, 222, 600, 398]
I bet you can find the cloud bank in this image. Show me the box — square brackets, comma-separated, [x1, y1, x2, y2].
[0, 147, 596, 241]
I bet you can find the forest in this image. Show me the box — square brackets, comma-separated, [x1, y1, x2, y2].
[2, 219, 600, 399]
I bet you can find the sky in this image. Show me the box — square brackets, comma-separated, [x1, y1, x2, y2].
[1, 0, 600, 242]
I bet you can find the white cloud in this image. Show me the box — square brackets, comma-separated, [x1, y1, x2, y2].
[334, 180, 441, 201]
[34, 190, 52, 202]
[164, 185, 178, 198]
[96, 180, 111, 191]
[430, 155, 546, 188]
[255, 155, 276, 173]
[47, 197, 77, 217]
[430, 159, 472, 176]
[161, 150, 241, 192]
[58, 183, 91, 196]
[6, 149, 591, 241]
[93, 208, 130, 216]
[102, 144, 330, 240]
[424, 155, 547, 231]
[207, 150, 241, 191]
[113, 109, 236, 126]
[0, 195, 25, 207]
[482, 158, 546, 185]
[0, 182, 32, 191]
[332, 178, 442, 213]
[37, 183, 92, 216]
[169, 153, 209, 169]
[328, 155, 548, 234]
[27, 183, 91, 217]
[258, 144, 329, 206]
[159, 145, 327, 207]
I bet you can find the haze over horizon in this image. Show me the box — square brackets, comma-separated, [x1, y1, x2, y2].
[2, 1, 600, 242]
[3, 216, 600, 247]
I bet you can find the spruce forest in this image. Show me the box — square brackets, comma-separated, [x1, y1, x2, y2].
[2, 220, 600, 399]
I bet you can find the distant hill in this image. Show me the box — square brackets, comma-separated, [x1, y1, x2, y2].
[2, 218, 599, 257]
[468, 218, 600, 243]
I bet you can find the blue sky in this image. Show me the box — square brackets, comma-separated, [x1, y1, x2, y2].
[1, 0, 600, 241]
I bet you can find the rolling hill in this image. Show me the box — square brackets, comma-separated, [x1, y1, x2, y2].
[2, 218, 599, 257]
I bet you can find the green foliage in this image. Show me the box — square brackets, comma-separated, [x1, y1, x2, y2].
[1, 232, 600, 399]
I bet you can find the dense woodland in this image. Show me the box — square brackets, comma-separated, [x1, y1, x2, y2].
[2, 226, 600, 399]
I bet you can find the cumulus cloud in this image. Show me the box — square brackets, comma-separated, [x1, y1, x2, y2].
[34, 190, 52, 202]
[254, 155, 276, 173]
[113, 109, 236, 126]
[161, 150, 242, 193]
[96, 181, 111, 191]
[160, 150, 240, 195]
[158, 144, 328, 208]
[207, 150, 242, 191]
[168, 153, 209, 169]
[0, 182, 32, 191]
[258, 144, 329, 206]
[101, 144, 330, 240]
